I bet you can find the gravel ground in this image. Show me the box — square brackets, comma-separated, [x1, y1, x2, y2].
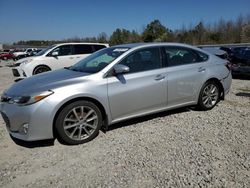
[0, 60, 249, 188]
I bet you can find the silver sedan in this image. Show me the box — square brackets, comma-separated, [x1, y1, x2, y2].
[0, 43, 232, 145]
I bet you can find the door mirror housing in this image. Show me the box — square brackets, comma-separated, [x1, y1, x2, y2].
[51, 51, 59, 57]
[113, 64, 130, 75]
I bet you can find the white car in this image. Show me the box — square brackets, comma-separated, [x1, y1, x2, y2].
[12, 43, 109, 78]
[13, 48, 37, 59]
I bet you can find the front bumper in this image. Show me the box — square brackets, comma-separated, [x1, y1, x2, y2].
[12, 67, 26, 78]
[0, 100, 54, 141]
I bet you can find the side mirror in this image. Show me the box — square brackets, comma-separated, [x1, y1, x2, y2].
[113, 64, 130, 75]
[51, 51, 59, 57]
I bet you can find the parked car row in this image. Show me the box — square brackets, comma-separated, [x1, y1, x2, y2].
[0, 48, 43, 61]
[0, 52, 15, 60]
[0, 42, 232, 145]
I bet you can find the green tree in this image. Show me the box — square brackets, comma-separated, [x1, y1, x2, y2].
[142, 20, 170, 42]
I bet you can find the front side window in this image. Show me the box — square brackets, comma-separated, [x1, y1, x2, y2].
[51, 45, 72, 56]
[69, 47, 129, 73]
[73, 45, 93, 55]
[164, 47, 207, 67]
[35, 45, 56, 56]
[120, 47, 162, 73]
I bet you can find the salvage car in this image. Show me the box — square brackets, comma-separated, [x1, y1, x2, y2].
[0, 43, 232, 145]
[12, 43, 109, 78]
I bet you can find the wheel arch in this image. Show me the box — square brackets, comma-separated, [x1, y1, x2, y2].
[204, 77, 225, 100]
[52, 97, 108, 138]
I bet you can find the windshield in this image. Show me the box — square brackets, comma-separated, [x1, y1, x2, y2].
[35, 45, 56, 56]
[69, 47, 130, 73]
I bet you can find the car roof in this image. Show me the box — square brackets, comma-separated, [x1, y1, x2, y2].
[55, 42, 109, 46]
[113, 42, 197, 49]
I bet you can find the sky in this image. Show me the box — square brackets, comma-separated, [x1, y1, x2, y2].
[0, 0, 250, 44]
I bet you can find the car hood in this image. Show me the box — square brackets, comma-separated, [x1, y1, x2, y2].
[15, 56, 33, 65]
[5, 69, 91, 96]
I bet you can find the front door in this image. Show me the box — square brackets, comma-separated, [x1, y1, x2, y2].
[47, 45, 76, 69]
[107, 47, 167, 122]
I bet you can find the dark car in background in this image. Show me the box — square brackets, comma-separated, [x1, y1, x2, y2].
[231, 48, 250, 78]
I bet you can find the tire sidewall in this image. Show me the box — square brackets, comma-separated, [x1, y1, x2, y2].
[33, 65, 50, 75]
[55, 100, 102, 145]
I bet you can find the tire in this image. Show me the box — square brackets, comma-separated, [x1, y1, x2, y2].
[33, 65, 51, 75]
[197, 81, 220, 111]
[55, 100, 102, 145]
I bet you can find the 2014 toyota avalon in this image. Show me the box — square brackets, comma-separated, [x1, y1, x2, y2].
[0, 43, 232, 145]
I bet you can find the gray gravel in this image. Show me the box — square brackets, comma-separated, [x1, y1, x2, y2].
[0, 60, 249, 188]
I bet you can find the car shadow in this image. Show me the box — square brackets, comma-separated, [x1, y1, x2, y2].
[9, 107, 193, 148]
[10, 135, 55, 148]
[236, 92, 250, 97]
[107, 107, 191, 131]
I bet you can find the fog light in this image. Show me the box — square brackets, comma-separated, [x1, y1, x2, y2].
[22, 123, 29, 134]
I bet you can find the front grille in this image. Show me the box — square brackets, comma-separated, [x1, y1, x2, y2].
[0, 112, 10, 129]
[12, 69, 20, 77]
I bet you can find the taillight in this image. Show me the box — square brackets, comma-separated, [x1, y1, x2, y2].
[225, 62, 232, 71]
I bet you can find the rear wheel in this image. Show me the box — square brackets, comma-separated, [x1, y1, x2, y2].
[55, 100, 102, 145]
[33, 65, 51, 75]
[197, 81, 220, 110]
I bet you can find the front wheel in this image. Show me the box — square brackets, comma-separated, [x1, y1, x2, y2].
[197, 81, 220, 110]
[33, 65, 51, 75]
[55, 100, 102, 145]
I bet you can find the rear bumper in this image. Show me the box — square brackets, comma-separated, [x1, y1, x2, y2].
[232, 66, 250, 77]
[221, 72, 232, 96]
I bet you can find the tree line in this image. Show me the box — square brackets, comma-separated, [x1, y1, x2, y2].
[13, 15, 250, 47]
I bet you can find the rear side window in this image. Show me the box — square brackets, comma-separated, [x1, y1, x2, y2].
[196, 50, 209, 61]
[164, 46, 208, 67]
[93, 45, 107, 52]
[73, 45, 93, 55]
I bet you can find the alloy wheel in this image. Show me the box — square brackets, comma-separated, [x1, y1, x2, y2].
[63, 106, 98, 141]
[201, 84, 219, 108]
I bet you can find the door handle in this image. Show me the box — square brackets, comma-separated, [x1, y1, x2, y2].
[155, 74, 165, 81]
[69, 57, 74, 59]
[198, 67, 206, 72]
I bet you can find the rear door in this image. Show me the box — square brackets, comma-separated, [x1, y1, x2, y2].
[163, 46, 209, 107]
[107, 47, 167, 121]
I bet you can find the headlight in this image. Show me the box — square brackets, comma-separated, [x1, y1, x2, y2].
[20, 58, 33, 65]
[9, 90, 54, 106]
